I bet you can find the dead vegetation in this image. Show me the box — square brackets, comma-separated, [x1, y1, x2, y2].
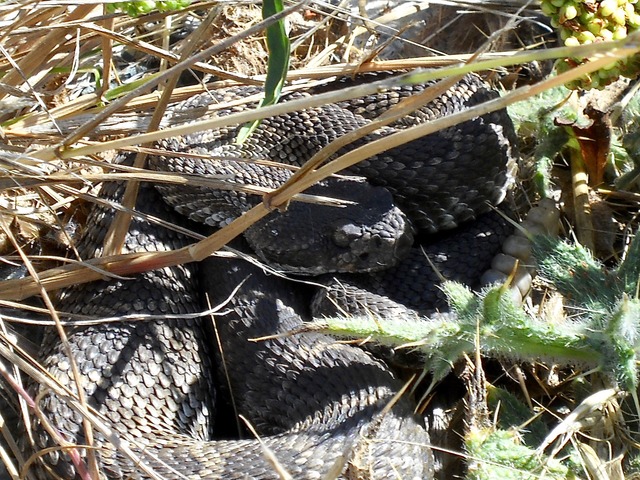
[0, 1, 639, 479]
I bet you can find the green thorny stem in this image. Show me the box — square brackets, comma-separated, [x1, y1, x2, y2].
[314, 234, 640, 393]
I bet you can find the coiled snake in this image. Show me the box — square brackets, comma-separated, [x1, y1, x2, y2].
[25, 72, 517, 479]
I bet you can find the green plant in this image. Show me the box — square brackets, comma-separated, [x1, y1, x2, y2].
[106, 1, 192, 17]
[540, 0, 640, 88]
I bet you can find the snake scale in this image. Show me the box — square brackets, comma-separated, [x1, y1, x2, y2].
[25, 71, 517, 479]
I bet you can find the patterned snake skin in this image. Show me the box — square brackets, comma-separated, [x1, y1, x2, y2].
[149, 72, 516, 272]
[29, 182, 432, 479]
[25, 72, 517, 478]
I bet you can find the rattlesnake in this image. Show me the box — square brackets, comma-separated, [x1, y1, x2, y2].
[24, 71, 517, 479]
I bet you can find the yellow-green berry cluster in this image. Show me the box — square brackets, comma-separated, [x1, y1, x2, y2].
[107, 1, 192, 17]
[540, 0, 640, 89]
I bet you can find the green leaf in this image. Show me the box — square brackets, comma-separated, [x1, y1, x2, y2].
[602, 296, 640, 391]
[532, 234, 616, 312]
[236, 0, 290, 144]
[465, 429, 571, 480]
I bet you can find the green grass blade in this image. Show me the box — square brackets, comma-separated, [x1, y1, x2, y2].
[236, 0, 290, 144]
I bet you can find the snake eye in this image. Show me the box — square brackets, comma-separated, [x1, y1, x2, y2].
[332, 222, 361, 248]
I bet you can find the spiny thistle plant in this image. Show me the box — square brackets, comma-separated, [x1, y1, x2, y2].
[465, 429, 571, 480]
[532, 234, 640, 391]
[309, 231, 640, 479]
[313, 228, 640, 391]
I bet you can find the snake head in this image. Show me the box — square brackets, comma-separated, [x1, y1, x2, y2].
[244, 177, 413, 275]
[328, 212, 413, 272]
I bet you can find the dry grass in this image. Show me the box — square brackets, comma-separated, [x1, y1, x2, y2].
[0, 1, 638, 479]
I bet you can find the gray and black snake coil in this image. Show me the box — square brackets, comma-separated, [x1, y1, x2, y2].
[24, 71, 518, 479]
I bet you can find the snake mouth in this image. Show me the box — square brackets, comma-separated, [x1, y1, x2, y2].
[394, 228, 414, 260]
[332, 225, 415, 273]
